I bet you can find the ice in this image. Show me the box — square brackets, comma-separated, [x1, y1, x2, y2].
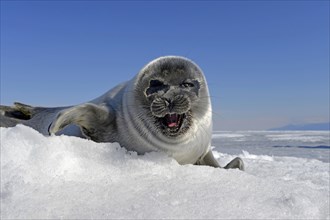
[212, 133, 247, 139]
[1, 125, 329, 219]
[212, 131, 330, 162]
[266, 133, 329, 142]
[212, 132, 248, 142]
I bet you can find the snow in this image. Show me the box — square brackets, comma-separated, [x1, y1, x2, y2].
[1, 125, 329, 219]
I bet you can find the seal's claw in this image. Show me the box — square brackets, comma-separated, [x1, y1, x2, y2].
[47, 123, 52, 135]
[48, 121, 63, 136]
[224, 157, 245, 171]
[48, 108, 76, 135]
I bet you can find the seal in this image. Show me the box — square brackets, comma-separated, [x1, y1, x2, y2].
[0, 56, 244, 170]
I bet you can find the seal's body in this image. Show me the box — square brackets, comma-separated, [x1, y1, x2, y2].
[0, 56, 244, 170]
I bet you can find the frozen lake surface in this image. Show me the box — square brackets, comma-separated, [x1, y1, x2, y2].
[212, 130, 330, 163]
[1, 125, 329, 219]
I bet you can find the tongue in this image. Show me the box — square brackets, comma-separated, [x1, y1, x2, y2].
[168, 122, 178, 128]
[167, 114, 179, 128]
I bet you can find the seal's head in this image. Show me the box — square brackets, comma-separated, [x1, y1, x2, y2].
[134, 56, 211, 138]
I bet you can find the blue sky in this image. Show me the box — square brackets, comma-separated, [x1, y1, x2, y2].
[1, 1, 329, 130]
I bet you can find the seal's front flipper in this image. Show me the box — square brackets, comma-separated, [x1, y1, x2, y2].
[196, 150, 222, 168]
[197, 150, 244, 171]
[224, 157, 245, 171]
[48, 103, 114, 142]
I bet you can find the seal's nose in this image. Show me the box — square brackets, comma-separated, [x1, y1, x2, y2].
[164, 99, 177, 112]
[164, 99, 174, 112]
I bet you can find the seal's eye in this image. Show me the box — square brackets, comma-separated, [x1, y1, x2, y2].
[181, 82, 195, 88]
[150, 80, 164, 87]
[146, 80, 169, 96]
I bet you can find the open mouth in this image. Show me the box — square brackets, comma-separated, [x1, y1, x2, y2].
[160, 113, 185, 132]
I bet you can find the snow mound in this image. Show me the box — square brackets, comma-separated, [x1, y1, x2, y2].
[1, 125, 329, 219]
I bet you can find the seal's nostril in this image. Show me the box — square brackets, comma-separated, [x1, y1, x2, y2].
[164, 99, 170, 106]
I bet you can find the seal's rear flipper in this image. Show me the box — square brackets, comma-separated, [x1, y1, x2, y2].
[0, 102, 36, 127]
[1, 102, 34, 119]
